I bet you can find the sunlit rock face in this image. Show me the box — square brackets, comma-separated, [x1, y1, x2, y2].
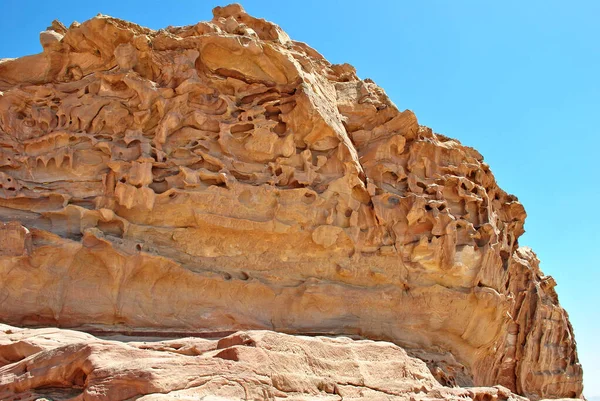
[0, 4, 582, 400]
[0, 324, 533, 401]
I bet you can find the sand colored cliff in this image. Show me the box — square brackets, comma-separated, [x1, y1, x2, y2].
[0, 4, 582, 400]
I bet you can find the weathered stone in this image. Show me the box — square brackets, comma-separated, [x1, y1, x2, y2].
[0, 4, 583, 400]
[0, 324, 531, 401]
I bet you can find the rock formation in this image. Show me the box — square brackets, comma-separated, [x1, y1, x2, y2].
[0, 4, 583, 400]
[0, 324, 530, 401]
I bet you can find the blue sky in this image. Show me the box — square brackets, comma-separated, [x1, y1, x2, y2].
[2, 0, 598, 395]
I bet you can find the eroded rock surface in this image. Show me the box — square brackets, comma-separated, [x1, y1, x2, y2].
[0, 4, 583, 400]
[0, 324, 531, 401]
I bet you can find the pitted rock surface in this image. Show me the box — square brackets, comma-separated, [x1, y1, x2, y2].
[0, 4, 583, 400]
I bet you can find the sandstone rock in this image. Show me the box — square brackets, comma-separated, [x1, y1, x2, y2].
[0, 4, 583, 400]
[0, 324, 530, 401]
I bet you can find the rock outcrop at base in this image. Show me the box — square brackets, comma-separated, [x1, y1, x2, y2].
[0, 324, 530, 401]
[0, 4, 583, 400]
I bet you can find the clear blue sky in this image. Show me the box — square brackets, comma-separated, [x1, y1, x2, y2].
[2, 0, 598, 396]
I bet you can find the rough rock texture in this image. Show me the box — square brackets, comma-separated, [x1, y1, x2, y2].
[0, 324, 530, 401]
[0, 4, 583, 400]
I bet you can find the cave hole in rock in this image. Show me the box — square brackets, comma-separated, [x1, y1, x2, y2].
[230, 123, 254, 134]
[97, 220, 124, 238]
[149, 180, 169, 194]
[500, 250, 510, 270]
[71, 368, 88, 387]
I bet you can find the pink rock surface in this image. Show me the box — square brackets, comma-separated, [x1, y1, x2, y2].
[0, 324, 529, 401]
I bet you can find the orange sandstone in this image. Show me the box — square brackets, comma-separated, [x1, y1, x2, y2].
[0, 4, 582, 400]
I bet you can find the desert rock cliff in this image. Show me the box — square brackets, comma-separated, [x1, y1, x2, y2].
[0, 4, 583, 400]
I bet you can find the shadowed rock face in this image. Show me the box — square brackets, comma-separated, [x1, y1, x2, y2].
[0, 4, 582, 400]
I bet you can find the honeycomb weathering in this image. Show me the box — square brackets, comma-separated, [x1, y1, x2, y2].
[0, 4, 583, 400]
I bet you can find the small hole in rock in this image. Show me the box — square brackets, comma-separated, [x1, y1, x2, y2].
[388, 197, 399, 205]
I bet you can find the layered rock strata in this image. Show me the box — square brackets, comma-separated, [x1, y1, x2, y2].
[0, 324, 532, 401]
[0, 4, 583, 400]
